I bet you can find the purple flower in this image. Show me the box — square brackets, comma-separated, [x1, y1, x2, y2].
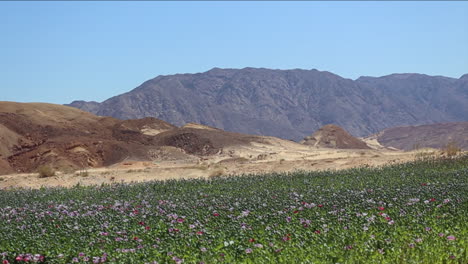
[447, 235, 456, 241]
[245, 248, 253, 254]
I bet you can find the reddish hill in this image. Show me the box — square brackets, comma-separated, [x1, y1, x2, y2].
[0, 102, 176, 174]
[0, 102, 269, 175]
[300, 124, 370, 149]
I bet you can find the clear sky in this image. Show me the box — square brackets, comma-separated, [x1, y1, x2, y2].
[1, 1, 467, 104]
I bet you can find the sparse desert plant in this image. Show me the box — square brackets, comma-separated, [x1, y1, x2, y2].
[60, 166, 76, 175]
[37, 165, 55, 178]
[75, 168, 89, 177]
[443, 141, 461, 157]
[279, 158, 286, 164]
[412, 143, 422, 151]
[0, 177, 4, 181]
[208, 168, 225, 178]
[415, 150, 436, 160]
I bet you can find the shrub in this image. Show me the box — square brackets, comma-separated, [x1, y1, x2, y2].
[443, 141, 461, 157]
[208, 168, 225, 178]
[75, 168, 89, 177]
[37, 165, 55, 178]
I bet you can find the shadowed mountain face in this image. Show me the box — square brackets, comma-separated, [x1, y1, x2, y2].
[68, 68, 468, 141]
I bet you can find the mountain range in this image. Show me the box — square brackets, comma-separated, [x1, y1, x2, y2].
[68, 68, 468, 141]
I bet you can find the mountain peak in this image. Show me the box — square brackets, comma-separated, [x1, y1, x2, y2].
[67, 67, 468, 140]
[459, 73, 468, 80]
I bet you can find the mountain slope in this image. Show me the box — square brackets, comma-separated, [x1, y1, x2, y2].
[371, 122, 468, 151]
[68, 68, 468, 140]
[0, 102, 278, 174]
[301, 124, 370, 149]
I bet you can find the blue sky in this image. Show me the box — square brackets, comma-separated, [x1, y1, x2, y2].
[1, 1, 467, 104]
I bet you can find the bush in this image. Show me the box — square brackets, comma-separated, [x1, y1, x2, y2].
[443, 141, 461, 157]
[37, 165, 55, 178]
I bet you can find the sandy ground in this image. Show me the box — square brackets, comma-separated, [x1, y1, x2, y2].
[0, 138, 436, 189]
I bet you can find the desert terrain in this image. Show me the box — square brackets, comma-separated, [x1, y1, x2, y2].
[0, 137, 428, 189]
[0, 101, 463, 189]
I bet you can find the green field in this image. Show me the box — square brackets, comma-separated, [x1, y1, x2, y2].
[1, 156, 467, 263]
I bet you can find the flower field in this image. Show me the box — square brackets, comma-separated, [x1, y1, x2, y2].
[1, 156, 467, 263]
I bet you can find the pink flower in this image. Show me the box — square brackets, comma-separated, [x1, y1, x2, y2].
[245, 248, 253, 254]
[213, 213, 219, 217]
[3, 260, 10, 264]
[378, 207, 385, 211]
[447, 235, 456, 241]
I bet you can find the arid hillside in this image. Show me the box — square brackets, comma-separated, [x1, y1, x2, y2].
[0, 102, 178, 174]
[301, 124, 370, 149]
[370, 122, 468, 151]
[0, 102, 283, 175]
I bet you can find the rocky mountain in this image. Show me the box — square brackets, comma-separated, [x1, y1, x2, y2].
[0, 102, 272, 175]
[68, 68, 468, 141]
[301, 124, 370, 149]
[371, 122, 468, 151]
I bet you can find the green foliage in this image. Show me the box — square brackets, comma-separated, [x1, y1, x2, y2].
[1, 155, 467, 263]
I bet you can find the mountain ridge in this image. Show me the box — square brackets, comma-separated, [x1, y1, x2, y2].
[68, 67, 468, 140]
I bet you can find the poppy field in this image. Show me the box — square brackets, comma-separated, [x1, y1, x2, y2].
[1, 156, 467, 263]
